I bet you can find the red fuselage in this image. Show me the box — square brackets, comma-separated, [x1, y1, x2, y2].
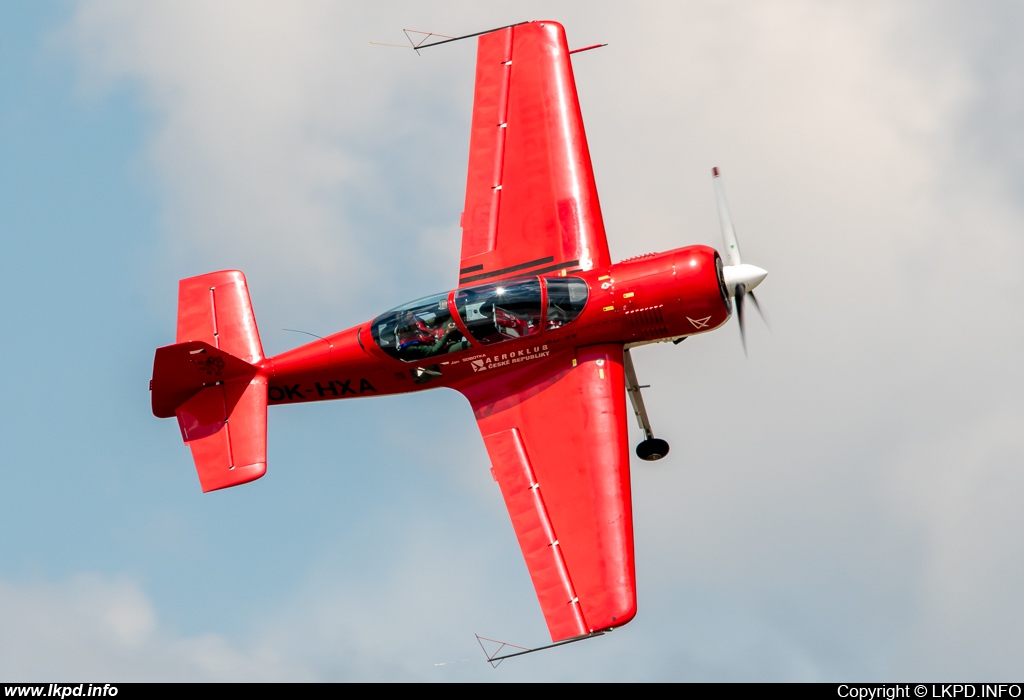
[262, 245, 730, 405]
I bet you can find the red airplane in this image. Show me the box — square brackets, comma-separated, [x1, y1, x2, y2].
[150, 20, 767, 648]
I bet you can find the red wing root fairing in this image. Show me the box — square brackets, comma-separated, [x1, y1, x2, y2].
[151, 20, 769, 649]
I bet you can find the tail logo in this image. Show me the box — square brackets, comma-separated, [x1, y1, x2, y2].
[197, 356, 226, 376]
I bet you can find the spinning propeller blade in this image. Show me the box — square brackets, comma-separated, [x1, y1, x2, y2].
[713, 166, 742, 267]
[748, 290, 768, 329]
[712, 167, 768, 353]
[735, 281, 747, 355]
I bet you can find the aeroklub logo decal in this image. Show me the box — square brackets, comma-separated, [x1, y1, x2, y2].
[687, 316, 712, 330]
[469, 345, 550, 373]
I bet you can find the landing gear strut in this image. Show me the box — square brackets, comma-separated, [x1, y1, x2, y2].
[624, 348, 670, 461]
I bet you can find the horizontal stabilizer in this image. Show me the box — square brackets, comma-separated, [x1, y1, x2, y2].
[152, 269, 269, 492]
[176, 270, 264, 363]
[177, 373, 268, 492]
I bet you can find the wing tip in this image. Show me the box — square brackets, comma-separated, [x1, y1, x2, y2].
[199, 461, 267, 493]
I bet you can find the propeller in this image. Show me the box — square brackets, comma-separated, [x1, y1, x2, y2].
[712, 167, 768, 354]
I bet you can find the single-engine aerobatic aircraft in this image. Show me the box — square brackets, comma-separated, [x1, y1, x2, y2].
[151, 20, 767, 649]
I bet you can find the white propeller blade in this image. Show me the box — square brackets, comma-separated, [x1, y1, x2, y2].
[713, 166, 766, 296]
[713, 166, 742, 267]
[711, 166, 769, 356]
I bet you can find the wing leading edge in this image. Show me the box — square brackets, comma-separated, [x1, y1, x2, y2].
[458, 21, 610, 287]
[459, 345, 636, 642]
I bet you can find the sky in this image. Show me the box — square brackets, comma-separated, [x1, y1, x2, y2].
[1, 0, 1023, 682]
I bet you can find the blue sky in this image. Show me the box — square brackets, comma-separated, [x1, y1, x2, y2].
[2, 1, 1023, 681]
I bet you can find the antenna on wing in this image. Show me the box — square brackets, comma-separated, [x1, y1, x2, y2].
[475, 631, 605, 668]
[369, 29, 454, 55]
[371, 22, 530, 54]
[372, 23, 605, 59]
[568, 43, 608, 54]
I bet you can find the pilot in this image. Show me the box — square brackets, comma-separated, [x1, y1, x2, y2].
[396, 312, 465, 359]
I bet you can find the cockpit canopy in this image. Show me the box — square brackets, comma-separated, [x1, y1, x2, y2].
[455, 278, 542, 345]
[371, 276, 588, 362]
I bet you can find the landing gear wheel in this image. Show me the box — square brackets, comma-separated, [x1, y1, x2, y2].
[636, 438, 669, 461]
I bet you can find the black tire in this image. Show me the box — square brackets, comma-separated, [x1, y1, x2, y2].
[636, 438, 669, 461]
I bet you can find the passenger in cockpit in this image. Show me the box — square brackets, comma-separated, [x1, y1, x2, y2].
[395, 310, 433, 352]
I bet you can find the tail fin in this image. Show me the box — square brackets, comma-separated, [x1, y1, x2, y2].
[151, 270, 268, 492]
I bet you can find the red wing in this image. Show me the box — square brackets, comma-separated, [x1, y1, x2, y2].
[458, 21, 611, 287]
[459, 344, 636, 641]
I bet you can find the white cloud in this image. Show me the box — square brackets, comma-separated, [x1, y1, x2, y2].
[886, 406, 1024, 676]
[0, 574, 307, 681]
[65, 1, 476, 326]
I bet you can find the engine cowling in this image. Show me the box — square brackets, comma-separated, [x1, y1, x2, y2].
[610, 245, 731, 342]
